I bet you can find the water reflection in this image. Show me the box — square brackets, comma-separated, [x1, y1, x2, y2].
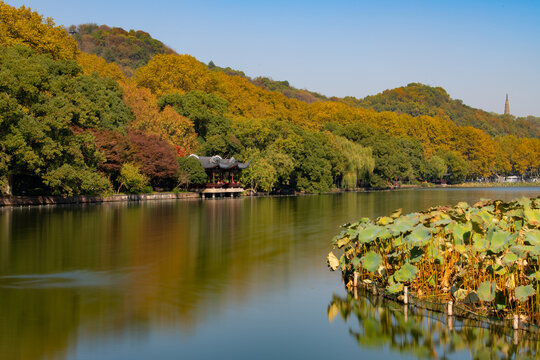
[1, 188, 540, 359]
[328, 290, 540, 359]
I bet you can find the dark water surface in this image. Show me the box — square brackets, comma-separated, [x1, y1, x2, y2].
[1, 188, 540, 360]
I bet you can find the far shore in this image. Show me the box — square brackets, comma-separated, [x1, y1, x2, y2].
[1, 182, 538, 207]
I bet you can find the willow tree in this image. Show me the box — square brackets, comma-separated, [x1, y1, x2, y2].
[332, 136, 374, 189]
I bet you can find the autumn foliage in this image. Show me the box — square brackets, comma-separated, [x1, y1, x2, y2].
[0, 1, 538, 196]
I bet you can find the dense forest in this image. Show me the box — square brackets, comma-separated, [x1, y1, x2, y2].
[0, 2, 538, 197]
[339, 83, 540, 138]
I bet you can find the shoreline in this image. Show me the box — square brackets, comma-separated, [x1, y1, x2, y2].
[1, 182, 538, 207]
[0, 192, 199, 207]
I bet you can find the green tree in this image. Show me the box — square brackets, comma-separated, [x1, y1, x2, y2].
[117, 163, 149, 193]
[427, 155, 447, 183]
[177, 156, 207, 187]
[158, 91, 229, 138]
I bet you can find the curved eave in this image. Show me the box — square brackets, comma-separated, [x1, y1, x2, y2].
[218, 163, 238, 170]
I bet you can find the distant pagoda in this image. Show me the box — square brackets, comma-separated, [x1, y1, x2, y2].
[504, 93, 510, 115]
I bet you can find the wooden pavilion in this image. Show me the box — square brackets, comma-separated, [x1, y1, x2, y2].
[188, 154, 249, 198]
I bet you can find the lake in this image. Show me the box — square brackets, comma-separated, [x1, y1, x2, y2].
[1, 188, 539, 359]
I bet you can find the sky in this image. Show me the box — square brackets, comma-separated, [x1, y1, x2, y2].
[6, 0, 540, 116]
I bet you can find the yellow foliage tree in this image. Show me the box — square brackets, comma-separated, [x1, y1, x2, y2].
[0, 1, 78, 60]
[120, 81, 198, 155]
[77, 52, 125, 81]
[134, 54, 214, 96]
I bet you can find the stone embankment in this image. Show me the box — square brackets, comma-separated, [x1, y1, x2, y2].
[0, 192, 199, 207]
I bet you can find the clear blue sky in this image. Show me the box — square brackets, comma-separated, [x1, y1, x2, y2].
[6, 0, 540, 116]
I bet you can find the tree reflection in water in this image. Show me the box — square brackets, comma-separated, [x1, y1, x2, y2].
[328, 289, 540, 359]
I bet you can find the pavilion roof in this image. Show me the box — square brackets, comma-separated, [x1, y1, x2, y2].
[188, 154, 250, 170]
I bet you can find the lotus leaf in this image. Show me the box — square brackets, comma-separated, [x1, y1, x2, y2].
[470, 210, 493, 230]
[452, 288, 468, 301]
[394, 263, 419, 283]
[390, 208, 402, 219]
[506, 209, 524, 219]
[404, 225, 432, 246]
[432, 219, 452, 227]
[515, 285, 535, 302]
[510, 245, 530, 258]
[473, 238, 489, 252]
[456, 202, 469, 209]
[489, 264, 506, 276]
[502, 252, 518, 265]
[361, 251, 382, 273]
[525, 230, 540, 246]
[339, 254, 348, 271]
[527, 272, 540, 282]
[446, 222, 472, 244]
[352, 256, 361, 268]
[477, 281, 496, 302]
[327, 251, 339, 271]
[377, 216, 393, 225]
[454, 244, 467, 254]
[386, 282, 403, 294]
[463, 292, 480, 304]
[376, 228, 393, 240]
[487, 229, 512, 253]
[356, 225, 381, 243]
[409, 247, 424, 263]
[335, 236, 350, 248]
[530, 246, 540, 256]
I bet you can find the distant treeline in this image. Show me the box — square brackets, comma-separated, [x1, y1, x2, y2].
[0, 2, 538, 197]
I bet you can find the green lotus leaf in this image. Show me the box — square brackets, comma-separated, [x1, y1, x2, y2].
[432, 218, 453, 227]
[529, 246, 540, 256]
[489, 264, 506, 276]
[477, 281, 496, 302]
[356, 225, 381, 243]
[352, 256, 361, 268]
[524, 209, 540, 224]
[327, 251, 339, 271]
[446, 222, 472, 245]
[525, 230, 540, 246]
[487, 229, 512, 253]
[473, 238, 489, 252]
[361, 251, 382, 273]
[394, 263, 419, 283]
[510, 245, 530, 258]
[409, 247, 424, 263]
[506, 209, 524, 219]
[515, 285, 535, 302]
[503, 252, 518, 265]
[376, 228, 393, 240]
[527, 271, 540, 282]
[454, 244, 467, 254]
[404, 225, 432, 246]
[386, 282, 403, 294]
[456, 202, 469, 209]
[470, 210, 493, 230]
[377, 216, 394, 225]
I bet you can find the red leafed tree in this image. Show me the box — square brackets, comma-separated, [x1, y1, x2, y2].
[92, 129, 135, 176]
[128, 130, 178, 188]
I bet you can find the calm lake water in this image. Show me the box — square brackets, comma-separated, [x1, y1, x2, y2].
[1, 188, 540, 360]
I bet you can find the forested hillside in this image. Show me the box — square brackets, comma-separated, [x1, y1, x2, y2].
[0, 2, 538, 197]
[68, 24, 176, 77]
[339, 83, 540, 138]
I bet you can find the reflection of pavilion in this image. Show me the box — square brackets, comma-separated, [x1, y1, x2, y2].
[188, 155, 249, 199]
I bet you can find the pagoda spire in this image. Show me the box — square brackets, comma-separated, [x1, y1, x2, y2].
[504, 93, 510, 115]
